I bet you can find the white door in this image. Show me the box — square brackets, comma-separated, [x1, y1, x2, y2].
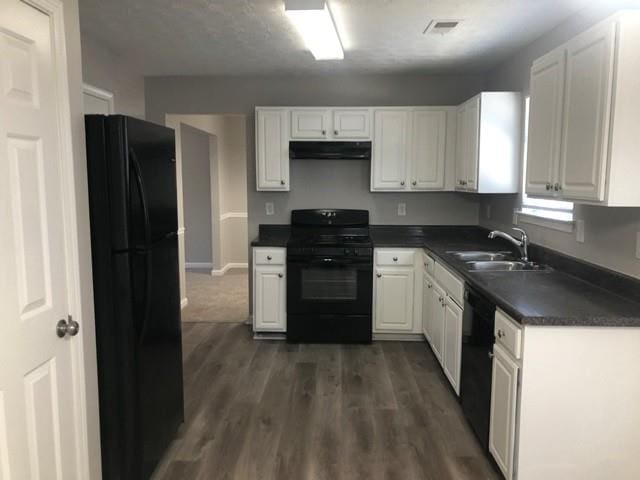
[0, 1, 83, 478]
[560, 20, 616, 202]
[489, 344, 519, 480]
[526, 49, 566, 197]
[443, 297, 463, 395]
[455, 106, 466, 190]
[422, 274, 434, 342]
[332, 109, 370, 139]
[254, 266, 286, 331]
[411, 109, 446, 190]
[374, 267, 414, 332]
[371, 109, 410, 191]
[256, 109, 289, 190]
[430, 284, 445, 363]
[290, 109, 330, 139]
[464, 96, 480, 191]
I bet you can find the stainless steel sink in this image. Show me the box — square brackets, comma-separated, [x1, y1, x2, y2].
[447, 251, 515, 262]
[465, 260, 550, 272]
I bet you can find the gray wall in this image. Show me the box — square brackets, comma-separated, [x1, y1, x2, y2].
[482, 2, 640, 279]
[181, 124, 213, 265]
[80, 33, 146, 118]
[145, 73, 487, 241]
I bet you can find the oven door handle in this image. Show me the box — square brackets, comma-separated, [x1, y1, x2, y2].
[305, 257, 367, 267]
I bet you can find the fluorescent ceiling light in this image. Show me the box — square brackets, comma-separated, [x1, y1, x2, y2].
[285, 0, 344, 60]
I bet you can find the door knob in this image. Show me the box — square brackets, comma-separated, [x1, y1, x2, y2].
[278, 273, 283, 278]
[56, 315, 79, 338]
[393, 256, 398, 261]
[412, 181, 417, 186]
[376, 273, 382, 278]
[267, 255, 272, 260]
[488, 351, 494, 359]
[322, 130, 326, 135]
[400, 181, 405, 186]
[334, 130, 339, 135]
[280, 180, 285, 185]
[497, 329, 505, 338]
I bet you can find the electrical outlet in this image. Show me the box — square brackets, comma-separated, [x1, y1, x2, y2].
[397, 203, 406, 216]
[265, 202, 274, 216]
[636, 232, 640, 259]
[486, 204, 492, 219]
[576, 220, 585, 243]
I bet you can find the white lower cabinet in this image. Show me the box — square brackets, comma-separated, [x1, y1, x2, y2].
[429, 283, 446, 363]
[489, 343, 519, 480]
[422, 273, 434, 342]
[374, 266, 415, 332]
[442, 297, 463, 395]
[253, 248, 286, 332]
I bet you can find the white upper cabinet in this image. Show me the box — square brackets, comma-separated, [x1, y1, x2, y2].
[455, 93, 521, 193]
[526, 11, 640, 206]
[560, 20, 615, 202]
[526, 49, 566, 197]
[371, 107, 455, 192]
[256, 108, 289, 191]
[372, 109, 411, 191]
[291, 109, 331, 139]
[411, 108, 447, 190]
[332, 109, 371, 139]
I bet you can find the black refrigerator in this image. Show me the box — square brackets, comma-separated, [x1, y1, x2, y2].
[85, 115, 184, 480]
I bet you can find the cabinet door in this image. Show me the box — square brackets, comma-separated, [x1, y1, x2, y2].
[374, 266, 414, 331]
[372, 109, 410, 191]
[443, 297, 463, 395]
[489, 344, 519, 480]
[254, 266, 286, 331]
[430, 284, 445, 363]
[422, 274, 434, 342]
[256, 109, 289, 190]
[560, 20, 616, 202]
[526, 49, 566, 197]
[464, 96, 480, 191]
[412, 109, 446, 190]
[455, 106, 466, 190]
[291, 109, 330, 139]
[332, 109, 370, 139]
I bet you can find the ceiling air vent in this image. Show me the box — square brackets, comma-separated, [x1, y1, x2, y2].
[423, 20, 461, 35]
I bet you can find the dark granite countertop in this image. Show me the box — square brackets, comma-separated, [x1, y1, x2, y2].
[252, 224, 640, 327]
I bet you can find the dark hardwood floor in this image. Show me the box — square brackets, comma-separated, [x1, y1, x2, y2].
[151, 322, 499, 480]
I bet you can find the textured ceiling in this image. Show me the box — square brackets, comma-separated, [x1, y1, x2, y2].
[78, 0, 591, 76]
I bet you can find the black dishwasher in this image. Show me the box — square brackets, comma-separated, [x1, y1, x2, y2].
[460, 288, 496, 452]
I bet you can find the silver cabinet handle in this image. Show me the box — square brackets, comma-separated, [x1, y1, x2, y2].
[393, 256, 398, 262]
[267, 255, 272, 260]
[554, 182, 562, 191]
[278, 273, 283, 278]
[545, 183, 552, 191]
[488, 351, 494, 359]
[280, 180, 285, 185]
[427, 283, 432, 289]
[334, 130, 339, 135]
[376, 273, 382, 278]
[400, 181, 405, 186]
[497, 329, 505, 338]
[412, 180, 417, 186]
[322, 130, 326, 135]
[56, 315, 79, 338]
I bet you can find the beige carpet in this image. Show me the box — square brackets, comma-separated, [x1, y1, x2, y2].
[182, 269, 249, 323]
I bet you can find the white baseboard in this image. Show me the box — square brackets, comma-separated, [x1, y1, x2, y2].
[211, 262, 249, 276]
[186, 262, 213, 269]
[373, 332, 426, 342]
[180, 298, 189, 309]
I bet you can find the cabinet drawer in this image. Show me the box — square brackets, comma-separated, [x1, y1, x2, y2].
[434, 262, 464, 306]
[376, 249, 415, 266]
[254, 248, 286, 265]
[422, 251, 435, 275]
[495, 309, 522, 359]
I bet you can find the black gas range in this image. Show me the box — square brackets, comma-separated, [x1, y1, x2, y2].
[286, 209, 373, 343]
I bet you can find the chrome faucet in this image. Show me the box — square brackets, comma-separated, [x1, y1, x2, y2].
[488, 228, 529, 262]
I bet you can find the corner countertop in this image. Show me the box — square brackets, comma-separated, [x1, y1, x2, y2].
[251, 224, 640, 327]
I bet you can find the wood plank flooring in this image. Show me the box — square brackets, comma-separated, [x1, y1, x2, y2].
[151, 322, 499, 480]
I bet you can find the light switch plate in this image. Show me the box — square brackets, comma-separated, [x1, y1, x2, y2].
[265, 202, 274, 216]
[397, 203, 406, 216]
[636, 232, 640, 259]
[576, 220, 585, 243]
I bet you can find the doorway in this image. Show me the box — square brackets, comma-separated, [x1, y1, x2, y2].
[167, 115, 249, 324]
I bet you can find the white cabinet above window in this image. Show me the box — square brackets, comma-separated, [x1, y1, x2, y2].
[525, 10, 640, 206]
[455, 92, 522, 194]
[290, 108, 372, 140]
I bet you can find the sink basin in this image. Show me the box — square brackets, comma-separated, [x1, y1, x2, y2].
[447, 251, 515, 262]
[465, 260, 550, 272]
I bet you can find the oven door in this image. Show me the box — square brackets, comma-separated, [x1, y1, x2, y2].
[287, 256, 372, 315]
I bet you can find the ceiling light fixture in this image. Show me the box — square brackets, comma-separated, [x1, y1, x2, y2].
[285, 0, 344, 60]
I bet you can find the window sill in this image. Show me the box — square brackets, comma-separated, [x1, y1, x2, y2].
[515, 208, 574, 233]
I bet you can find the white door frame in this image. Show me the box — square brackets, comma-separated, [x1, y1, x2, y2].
[82, 83, 115, 114]
[20, 0, 97, 477]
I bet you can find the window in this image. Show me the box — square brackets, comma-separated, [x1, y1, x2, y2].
[518, 97, 574, 225]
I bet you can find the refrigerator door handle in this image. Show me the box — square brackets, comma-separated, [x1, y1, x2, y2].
[129, 147, 151, 247]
